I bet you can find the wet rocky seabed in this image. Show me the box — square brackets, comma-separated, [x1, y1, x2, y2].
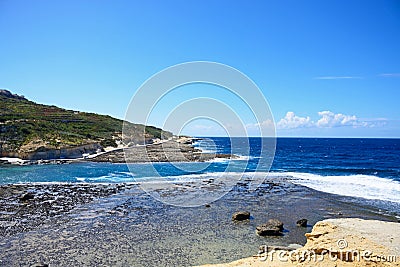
[0, 183, 136, 236]
[0, 175, 397, 267]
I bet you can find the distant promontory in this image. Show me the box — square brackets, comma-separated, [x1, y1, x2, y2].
[0, 89, 171, 160]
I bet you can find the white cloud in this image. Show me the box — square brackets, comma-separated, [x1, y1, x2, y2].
[316, 111, 360, 127]
[378, 73, 400, 77]
[277, 111, 382, 130]
[277, 112, 312, 129]
[182, 112, 387, 136]
[360, 118, 388, 128]
[314, 76, 363, 80]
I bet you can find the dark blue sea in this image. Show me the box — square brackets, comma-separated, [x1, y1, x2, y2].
[1, 137, 399, 215]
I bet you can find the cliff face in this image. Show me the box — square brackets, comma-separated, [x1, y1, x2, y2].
[0, 143, 103, 160]
[21, 143, 103, 160]
[0, 89, 171, 160]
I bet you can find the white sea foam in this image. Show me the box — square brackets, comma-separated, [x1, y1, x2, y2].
[206, 155, 254, 163]
[17, 181, 76, 185]
[27, 167, 400, 205]
[192, 139, 218, 154]
[273, 172, 400, 203]
[207, 157, 230, 163]
[199, 149, 217, 154]
[135, 172, 271, 185]
[234, 155, 252, 161]
[75, 172, 135, 183]
[0, 157, 26, 163]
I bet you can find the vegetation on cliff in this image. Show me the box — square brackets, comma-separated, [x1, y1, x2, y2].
[0, 89, 171, 157]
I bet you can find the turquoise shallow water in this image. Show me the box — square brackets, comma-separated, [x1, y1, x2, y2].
[2, 137, 399, 181]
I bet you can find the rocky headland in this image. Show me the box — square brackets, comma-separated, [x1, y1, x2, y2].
[0, 89, 172, 161]
[88, 138, 234, 163]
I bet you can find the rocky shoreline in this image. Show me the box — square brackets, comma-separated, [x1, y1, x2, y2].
[1, 176, 398, 266]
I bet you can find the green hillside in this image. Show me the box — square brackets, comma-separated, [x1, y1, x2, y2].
[0, 89, 171, 158]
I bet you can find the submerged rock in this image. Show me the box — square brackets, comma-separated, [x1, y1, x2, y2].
[30, 262, 48, 267]
[258, 244, 297, 253]
[232, 211, 250, 221]
[256, 218, 284, 236]
[296, 218, 307, 227]
[19, 192, 35, 202]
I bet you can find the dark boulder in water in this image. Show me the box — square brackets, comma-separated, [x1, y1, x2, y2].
[296, 218, 308, 227]
[30, 262, 48, 267]
[232, 211, 250, 221]
[256, 219, 284, 236]
[19, 192, 35, 202]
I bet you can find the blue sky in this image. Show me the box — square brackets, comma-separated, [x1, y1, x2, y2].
[0, 0, 399, 137]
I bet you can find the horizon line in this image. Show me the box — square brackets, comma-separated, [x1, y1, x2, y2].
[191, 136, 400, 139]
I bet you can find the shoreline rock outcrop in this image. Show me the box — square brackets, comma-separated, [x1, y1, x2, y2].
[198, 218, 400, 267]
